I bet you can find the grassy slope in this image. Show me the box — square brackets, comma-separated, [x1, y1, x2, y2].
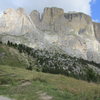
[0, 44, 34, 68]
[0, 44, 100, 100]
[0, 65, 100, 100]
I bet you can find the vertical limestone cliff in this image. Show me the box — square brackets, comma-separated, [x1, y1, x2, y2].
[30, 7, 100, 63]
[0, 8, 45, 48]
[0, 7, 100, 63]
[30, 7, 95, 37]
[93, 22, 100, 42]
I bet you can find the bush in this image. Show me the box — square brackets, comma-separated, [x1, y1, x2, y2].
[0, 41, 2, 44]
[86, 68, 100, 82]
[0, 76, 15, 85]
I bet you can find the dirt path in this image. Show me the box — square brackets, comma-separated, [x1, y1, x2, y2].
[0, 96, 14, 100]
[37, 91, 53, 100]
[19, 81, 31, 87]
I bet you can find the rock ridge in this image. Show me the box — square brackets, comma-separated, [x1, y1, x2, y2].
[0, 7, 100, 63]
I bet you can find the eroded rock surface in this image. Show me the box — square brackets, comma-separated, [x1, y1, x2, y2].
[0, 7, 100, 63]
[93, 22, 100, 42]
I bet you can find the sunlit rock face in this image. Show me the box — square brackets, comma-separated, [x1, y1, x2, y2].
[0, 8, 36, 35]
[30, 7, 100, 63]
[93, 22, 100, 42]
[0, 8, 46, 48]
[0, 7, 100, 63]
[30, 7, 94, 36]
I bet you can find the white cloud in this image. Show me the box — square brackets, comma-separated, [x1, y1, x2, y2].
[0, 0, 95, 15]
[93, 19, 99, 23]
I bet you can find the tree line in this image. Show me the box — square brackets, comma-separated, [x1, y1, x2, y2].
[1, 40, 100, 83]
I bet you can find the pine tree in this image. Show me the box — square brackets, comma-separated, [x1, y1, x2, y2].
[0, 41, 2, 44]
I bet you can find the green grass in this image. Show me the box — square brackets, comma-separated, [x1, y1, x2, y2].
[0, 44, 33, 68]
[0, 65, 100, 100]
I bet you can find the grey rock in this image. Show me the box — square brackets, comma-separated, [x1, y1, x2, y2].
[0, 7, 100, 64]
[93, 22, 100, 42]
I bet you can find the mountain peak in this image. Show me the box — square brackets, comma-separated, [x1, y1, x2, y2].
[3, 8, 16, 14]
[17, 8, 25, 14]
[43, 7, 64, 17]
[0, 7, 100, 63]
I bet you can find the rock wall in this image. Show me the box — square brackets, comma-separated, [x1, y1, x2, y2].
[30, 7, 95, 37]
[30, 7, 100, 63]
[0, 8, 36, 35]
[93, 22, 100, 42]
[0, 8, 45, 48]
[0, 7, 100, 63]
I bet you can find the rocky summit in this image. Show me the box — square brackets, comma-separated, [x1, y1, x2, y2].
[0, 7, 100, 63]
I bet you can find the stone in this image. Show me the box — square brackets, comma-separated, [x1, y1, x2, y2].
[93, 22, 100, 42]
[30, 10, 40, 28]
[0, 7, 100, 63]
[0, 8, 44, 49]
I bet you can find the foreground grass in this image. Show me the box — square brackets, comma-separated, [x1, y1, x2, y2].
[0, 65, 100, 100]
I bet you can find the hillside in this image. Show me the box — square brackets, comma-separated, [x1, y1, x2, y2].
[0, 42, 100, 100]
[0, 6, 100, 100]
[0, 65, 100, 100]
[0, 43, 35, 69]
[0, 42, 100, 82]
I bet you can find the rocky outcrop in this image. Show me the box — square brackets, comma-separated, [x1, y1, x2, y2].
[0, 7, 100, 63]
[0, 8, 46, 48]
[93, 22, 100, 42]
[30, 7, 94, 37]
[0, 8, 36, 36]
[30, 10, 40, 28]
[30, 7, 100, 63]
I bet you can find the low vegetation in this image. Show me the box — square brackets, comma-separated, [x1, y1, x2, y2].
[1, 41, 99, 83]
[0, 42, 35, 68]
[0, 42, 100, 100]
[0, 65, 100, 100]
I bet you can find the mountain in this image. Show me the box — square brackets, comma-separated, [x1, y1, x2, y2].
[0, 42, 99, 82]
[0, 7, 100, 63]
[0, 65, 100, 100]
[0, 43, 100, 100]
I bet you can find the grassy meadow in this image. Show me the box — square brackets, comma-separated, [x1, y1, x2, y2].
[0, 65, 100, 100]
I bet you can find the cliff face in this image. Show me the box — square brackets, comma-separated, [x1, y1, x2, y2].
[0, 7, 100, 63]
[30, 7, 100, 63]
[0, 8, 36, 35]
[93, 22, 100, 42]
[0, 8, 46, 48]
[30, 7, 94, 36]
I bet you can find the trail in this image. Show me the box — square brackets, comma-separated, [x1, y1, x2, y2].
[37, 91, 53, 100]
[0, 96, 14, 100]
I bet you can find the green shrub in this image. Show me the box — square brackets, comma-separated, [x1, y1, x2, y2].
[0, 76, 15, 85]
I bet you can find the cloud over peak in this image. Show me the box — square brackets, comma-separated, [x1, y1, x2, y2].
[0, 0, 95, 15]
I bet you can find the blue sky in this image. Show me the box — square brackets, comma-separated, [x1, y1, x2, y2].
[0, 0, 99, 22]
[91, 0, 100, 22]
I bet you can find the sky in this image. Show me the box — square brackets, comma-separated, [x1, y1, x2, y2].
[91, 0, 100, 22]
[0, 0, 99, 22]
